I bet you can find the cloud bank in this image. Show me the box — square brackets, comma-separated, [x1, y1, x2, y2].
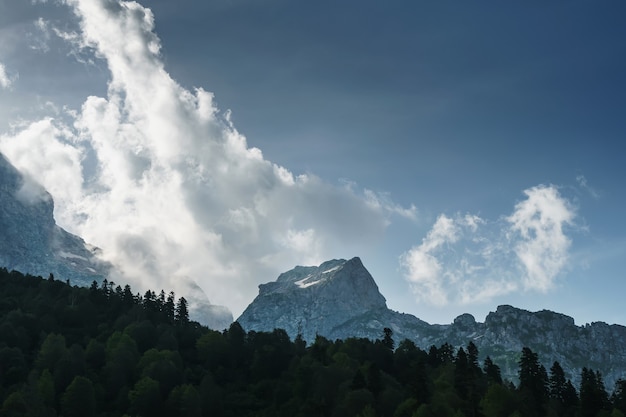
[401, 185, 576, 306]
[0, 0, 415, 317]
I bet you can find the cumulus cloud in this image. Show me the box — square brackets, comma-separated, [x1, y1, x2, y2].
[0, 0, 414, 317]
[0, 63, 15, 89]
[507, 185, 575, 292]
[401, 185, 577, 306]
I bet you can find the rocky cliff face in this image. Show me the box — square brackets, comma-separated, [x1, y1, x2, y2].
[238, 258, 626, 388]
[0, 153, 109, 286]
[238, 257, 432, 342]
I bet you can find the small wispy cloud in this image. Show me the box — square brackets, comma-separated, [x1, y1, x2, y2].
[29, 18, 52, 52]
[0, 63, 16, 89]
[576, 175, 601, 199]
[401, 185, 578, 306]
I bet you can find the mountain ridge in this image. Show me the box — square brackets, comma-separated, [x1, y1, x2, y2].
[238, 257, 626, 388]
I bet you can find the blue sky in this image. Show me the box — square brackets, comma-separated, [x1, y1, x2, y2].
[0, 0, 625, 326]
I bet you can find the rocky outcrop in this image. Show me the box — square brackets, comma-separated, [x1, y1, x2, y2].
[0, 153, 109, 286]
[238, 258, 626, 388]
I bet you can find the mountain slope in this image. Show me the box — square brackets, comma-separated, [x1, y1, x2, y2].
[238, 257, 626, 387]
[0, 153, 109, 286]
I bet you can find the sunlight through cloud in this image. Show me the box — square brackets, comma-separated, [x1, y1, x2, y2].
[0, 0, 413, 318]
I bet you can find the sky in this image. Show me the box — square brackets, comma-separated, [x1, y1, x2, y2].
[0, 0, 625, 326]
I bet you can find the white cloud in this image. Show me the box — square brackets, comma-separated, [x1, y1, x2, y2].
[507, 185, 575, 292]
[401, 185, 577, 306]
[0, 0, 413, 318]
[28, 18, 52, 53]
[0, 118, 84, 212]
[0, 63, 16, 89]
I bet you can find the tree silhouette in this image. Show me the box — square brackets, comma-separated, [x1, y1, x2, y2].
[175, 297, 189, 324]
[518, 347, 548, 417]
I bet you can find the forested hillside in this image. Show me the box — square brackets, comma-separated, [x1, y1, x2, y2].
[0, 268, 625, 417]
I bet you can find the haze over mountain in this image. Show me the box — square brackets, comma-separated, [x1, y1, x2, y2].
[0, 152, 232, 329]
[0, 152, 108, 286]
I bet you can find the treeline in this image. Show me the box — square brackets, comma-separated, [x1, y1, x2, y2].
[1, 269, 626, 417]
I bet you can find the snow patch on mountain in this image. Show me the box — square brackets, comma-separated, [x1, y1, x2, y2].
[322, 265, 343, 274]
[294, 275, 321, 288]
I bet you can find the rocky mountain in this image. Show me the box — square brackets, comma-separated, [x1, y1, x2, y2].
[238, 258, 424, 342]
[238, 257, 626, 388]
[0, 152, 232, 329]
[0, 153, 110, 286]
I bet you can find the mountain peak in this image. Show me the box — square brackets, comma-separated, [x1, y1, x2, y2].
[238, 257, 387, 341]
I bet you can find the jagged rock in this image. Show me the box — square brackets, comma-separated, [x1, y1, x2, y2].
[238, 257, 626, 389]
[238, 257, 430, 342]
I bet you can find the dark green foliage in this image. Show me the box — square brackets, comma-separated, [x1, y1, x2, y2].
[382, 327, 394, 351]
[175, 297, 189, 324]
[549, 361, 579, 417]
[613, 379, 626, 413]
[61, 376, 96, 417]
[580, 367, 610, 417]
[0, 267, 624, 417]
[483, 356, 502, 386]
[518, 346, 549, 416]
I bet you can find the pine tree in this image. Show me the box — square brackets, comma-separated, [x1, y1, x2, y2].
[175, 297, 189, 324]
[164, 291, 176, 322]
[579, 367, 610, 417]
[549, 361, 567, 402]
[518, 347, 549, 417]
[483, 356, 502, 385]
[549, 361, 570, 416]
[382, 327, 394, 351]
[612, 379, 626, 414]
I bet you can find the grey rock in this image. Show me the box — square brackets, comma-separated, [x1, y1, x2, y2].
[238, 257, 426, 342]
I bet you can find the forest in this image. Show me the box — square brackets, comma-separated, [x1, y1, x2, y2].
[0, 267, 625, 417]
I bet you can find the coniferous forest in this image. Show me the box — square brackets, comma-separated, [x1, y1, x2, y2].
[1, 268, 626, 417]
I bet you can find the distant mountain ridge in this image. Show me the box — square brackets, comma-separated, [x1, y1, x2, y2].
[238, 257, 626, 388]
